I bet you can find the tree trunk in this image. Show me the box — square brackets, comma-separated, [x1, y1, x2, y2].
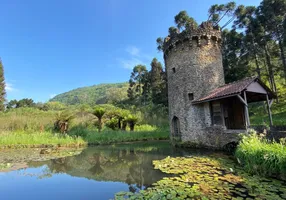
[122, 121, 127, 131]
[278, 40, 286, 83]
[254, 53, 261, 78]
[264, 44, 278, 102]
[98, 118, 102, 132]
[118, 118, 122, 129]
[129, 122, 135, 131]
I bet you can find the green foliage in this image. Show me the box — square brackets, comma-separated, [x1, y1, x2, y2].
[43, 101, 67, 111]
[222, 29, 250, 83]
[124, 114, 138, 131]
[126, 58, 167, 107]
[84, 128, 169, 145]
[0, 131, 86, 148]
[0, 59, 5, 111]
[54, 111, 74, 133]
[250, 101, 286, 125]
[127, 65, 148, 105]
[0, 107, 55, 132]
[116, 155, 286, 199]
[50, 83, 129, 106]
[7, 98, 36, 109]
[208, 2, 236, 28]
[235, 130, 286, 178]
[150, 58, 167, 106]
[92, 106, 106, 132]
[174, 10, 198, 31]
[105, 118, 118, 130]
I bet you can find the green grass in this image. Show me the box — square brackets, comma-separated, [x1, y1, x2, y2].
[68, 126, 169, 145]
[235, 130, 286, 179]
[0, 131, 86, 148]
[0, 107, 170, 148]
[250, 101, 286, 125]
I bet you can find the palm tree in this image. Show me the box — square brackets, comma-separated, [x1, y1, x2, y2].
[54, 111, 74, 134]
[92, 107, 106, 132]
[125, 115, 139, 131]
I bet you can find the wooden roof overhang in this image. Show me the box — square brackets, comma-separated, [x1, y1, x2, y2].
[192, 77, 276, 105]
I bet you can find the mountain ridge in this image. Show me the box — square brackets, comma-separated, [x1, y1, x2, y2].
[50, 82, 129, 105]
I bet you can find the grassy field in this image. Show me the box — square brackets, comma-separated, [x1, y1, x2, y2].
[0, 131, 86, 148]
[0, 107, 170, 148]
[250, 101, 286, 126]
[235, 130, 286, 179]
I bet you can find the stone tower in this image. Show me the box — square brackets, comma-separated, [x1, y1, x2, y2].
[163, 22, 225, 145]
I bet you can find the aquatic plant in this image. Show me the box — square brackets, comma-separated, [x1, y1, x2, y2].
[115, 156, 286, 199]
[235, 130, 286, 179]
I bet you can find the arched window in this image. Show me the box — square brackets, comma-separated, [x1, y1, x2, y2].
[172, 116, 180, 137]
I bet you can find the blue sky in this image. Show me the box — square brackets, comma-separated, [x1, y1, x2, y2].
[0, 0, 261, 102]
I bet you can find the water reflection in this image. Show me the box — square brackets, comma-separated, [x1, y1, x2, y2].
[0, 141, 223, 200]
[28, 142, 183, 190]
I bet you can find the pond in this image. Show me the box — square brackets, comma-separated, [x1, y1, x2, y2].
[0, 141, 286, 200]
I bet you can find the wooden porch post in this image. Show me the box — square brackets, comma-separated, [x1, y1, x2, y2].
[243, 91, 250, 128]
[266, 94, 273, 126]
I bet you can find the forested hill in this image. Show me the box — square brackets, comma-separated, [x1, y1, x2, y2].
[50, 83, 129, 105]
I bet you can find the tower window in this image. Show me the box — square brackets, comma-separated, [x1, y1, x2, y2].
[172, 67, 176, 73]
[188, 93, 194, 101]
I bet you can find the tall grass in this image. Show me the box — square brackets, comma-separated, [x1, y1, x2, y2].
[0, 108, 55, 132]
[0, 131, 86, 148]
[0, 107, 170, 148]
[69, 126, 170, 145]
[235, 130, 286, 179]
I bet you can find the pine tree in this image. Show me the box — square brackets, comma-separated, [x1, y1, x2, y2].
[0, 59, 6, 111]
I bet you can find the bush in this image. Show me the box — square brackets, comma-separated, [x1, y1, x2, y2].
[235, 130, 286, 179]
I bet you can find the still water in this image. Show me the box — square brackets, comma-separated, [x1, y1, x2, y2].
[0, 142, 192, 200]
[0, 141, 285, 200]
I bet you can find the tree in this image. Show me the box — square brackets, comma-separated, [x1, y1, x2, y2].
[222, 29, 249, 83]
[208, 2, 237, 29]
[54, 111, 74, 134]
[127, 65, 148, 105]
[174, 11, 198, 31]
[16, 98, 35, 108]
[258, 0, 286, 82]
[92, 107, 106, 132]
[233, 5, 262, 78]
[6, 99, 17, 109]
[125, 114, 138, 131]
[150, 58, 167, 105]
[0, 59, 6, 111]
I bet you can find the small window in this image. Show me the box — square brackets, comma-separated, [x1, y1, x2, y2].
[188, 93, 194, 101]
[172, 67, 176, 73]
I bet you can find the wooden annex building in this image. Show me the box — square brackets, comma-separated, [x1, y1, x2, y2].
[192, 77, 276, 131]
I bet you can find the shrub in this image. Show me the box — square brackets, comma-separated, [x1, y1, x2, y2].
[235, 129, 286, 179]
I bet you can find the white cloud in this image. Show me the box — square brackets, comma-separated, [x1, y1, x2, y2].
[119, 45, 152, 70]
[126, 46, 140, 57]
[5, 83, 17, 92]
[119, 58, 145, 70]
[50, 94, 57, 99]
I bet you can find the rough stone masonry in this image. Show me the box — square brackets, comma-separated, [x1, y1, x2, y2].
[164, 22, 239, 148]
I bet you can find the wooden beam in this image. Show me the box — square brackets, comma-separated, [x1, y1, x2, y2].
[269, 99, 273, 108]
[236, 95, 247, 106]
[266, 94, 273, 126]
[244, 91, 250, 128]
